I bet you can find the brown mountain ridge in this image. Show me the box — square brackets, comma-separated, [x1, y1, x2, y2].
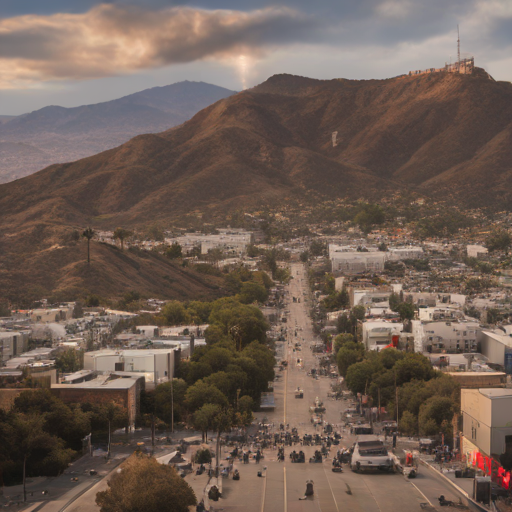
[1, 70, 512, 300]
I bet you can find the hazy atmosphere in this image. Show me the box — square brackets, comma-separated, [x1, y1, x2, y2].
[2, 0, 512, 114]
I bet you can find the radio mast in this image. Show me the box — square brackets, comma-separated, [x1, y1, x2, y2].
[457, 25, 461, 72]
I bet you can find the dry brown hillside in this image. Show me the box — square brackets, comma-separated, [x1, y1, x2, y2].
[1, 70, 512, 299]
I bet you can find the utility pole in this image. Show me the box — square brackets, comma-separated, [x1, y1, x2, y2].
[378, 387, 381, 422]
[395, 374, 399, 432]
[171, 377, 174, 433]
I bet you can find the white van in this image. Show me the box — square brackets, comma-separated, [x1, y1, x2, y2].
[350, 436, 394, 473]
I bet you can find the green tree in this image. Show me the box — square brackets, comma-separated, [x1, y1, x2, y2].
[185, 381, 229, 411]
[394, 353, 434, 385]
[379, 348, 405, 369]
[146, 224, 165, 242]
[487, 308, 502, 324]
[165, 243, 183, 259]
[96, 455, 196, 512]
[154, 379, 188, 425]
[113, 228, 133, 250]
[209, 298, 269, 349]
[389, 292, 400, 312]
[161, 301, 190, 325]
[420, 418, 439, 436]
[486, 229, 512, 253]
[194, 447, 212, 464]
[12, 413, 69, 501]
[354, 203, 386, 234]
[337, 313, 355, 334]
[54, 348, 84, 373]
[310, 240, 326, 257]
[399, 411, 417, 436]
[418, 396, 454, 430]
[86, 294, 101, 307]
[246, 244, 260, 258]
[82, 227, 95, 264]
[333, 333, 354, 354]
[300, 251, 310, 263]
[397, 302, 415, 322]
[72, 301, 84, 319]
[345, 360, 375, 394]
[352, 305, 366, 322]
[238, 282, 269, 304]
[85, 402, 127, 457]
[337, 342, 365, 377]
[186, 301, 212, 324]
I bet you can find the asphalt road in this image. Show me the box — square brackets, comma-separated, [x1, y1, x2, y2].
[238, 262, 471, 512]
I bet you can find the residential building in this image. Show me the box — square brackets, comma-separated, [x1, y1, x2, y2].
[362, 321, 403, 351]
[331, 252, 386, 273]
[478, 331, 512, 373]
[422, 320, 480, 352]
[461, 388, 512, 459]
[0, 331, 29, 366]
[418, 305, 464, 322]
[387, 247, 424, 261]
[467, 245, 489, 259]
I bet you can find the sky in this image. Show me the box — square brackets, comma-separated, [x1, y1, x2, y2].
[1, 0, 512, 115]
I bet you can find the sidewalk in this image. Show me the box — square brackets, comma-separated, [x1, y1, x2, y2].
[420, 457, 490, 512]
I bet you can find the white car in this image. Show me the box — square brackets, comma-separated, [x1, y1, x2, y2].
[350, 436, 394, 473]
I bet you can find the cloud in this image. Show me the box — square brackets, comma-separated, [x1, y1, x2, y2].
[0, 3, 317, 88]
[2, 0, 512, 91]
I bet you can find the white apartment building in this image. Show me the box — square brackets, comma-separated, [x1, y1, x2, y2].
[422, 320, 480, 352]
[387, 247, 424, 261]
[418, 305, 465, 322]
[331, 252, 386, 273]
[362, 321, 404, 351]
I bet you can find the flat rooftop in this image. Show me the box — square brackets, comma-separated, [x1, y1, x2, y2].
[479, 388, 512, 399]
[447, 372, 506, 377]
[52, 376, 138, 390]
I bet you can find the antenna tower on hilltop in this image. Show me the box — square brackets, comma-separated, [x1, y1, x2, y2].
[457, 25, 461, 71]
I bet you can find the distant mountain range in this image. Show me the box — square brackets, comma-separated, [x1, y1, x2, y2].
[2, 68, 512, 300]
[0, 81, 236, 183]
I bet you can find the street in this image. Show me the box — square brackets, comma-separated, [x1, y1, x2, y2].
[208, 262, 473, 512]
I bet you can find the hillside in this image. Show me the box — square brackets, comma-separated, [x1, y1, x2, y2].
[0, 227, 226, 303]
[0, 81, 236, 183]
[2, 70, 512, 299]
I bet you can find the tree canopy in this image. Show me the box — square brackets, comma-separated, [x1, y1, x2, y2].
[96, 456, 196, 512]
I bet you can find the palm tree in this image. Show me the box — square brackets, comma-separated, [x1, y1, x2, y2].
[82, 227, 95, 263]
[113, 227, 132, 251]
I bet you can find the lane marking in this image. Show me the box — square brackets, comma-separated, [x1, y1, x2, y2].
[360, 474, 383, 512]
[322, 462, 340, 512]
[260, 467, 267, 512]
[284, 466, 287, 512]
[408, 480, 434, 507]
